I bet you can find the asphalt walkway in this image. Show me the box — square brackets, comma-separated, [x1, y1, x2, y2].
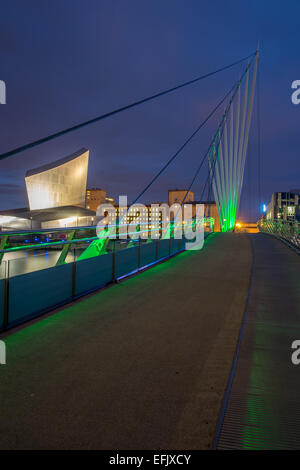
[0, 233, 252, 449]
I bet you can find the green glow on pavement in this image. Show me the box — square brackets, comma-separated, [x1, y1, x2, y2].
[3, 232, 219, 348]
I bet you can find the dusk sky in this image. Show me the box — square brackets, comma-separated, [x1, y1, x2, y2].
[0, 0, 299, 221]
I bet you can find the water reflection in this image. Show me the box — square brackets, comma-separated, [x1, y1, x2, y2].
[0, 240, 135, 278]
[2, 249, 76, 278]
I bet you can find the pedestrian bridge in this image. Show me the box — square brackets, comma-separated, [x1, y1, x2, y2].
[0, 47, 299, 448]
[0, 232, 299, 449]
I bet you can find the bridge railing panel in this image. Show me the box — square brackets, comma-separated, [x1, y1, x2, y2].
[8, 263, 73, 325]
[158, 239, 170, 259]
[115, 245, 139, 279]
[178, 237, 185, 252]
[139, 240, 157, 267]
[170, 237, 179, 254]
[75, 252, 113, 296]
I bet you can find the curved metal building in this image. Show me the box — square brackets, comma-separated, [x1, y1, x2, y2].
[25, 148, 89, 210]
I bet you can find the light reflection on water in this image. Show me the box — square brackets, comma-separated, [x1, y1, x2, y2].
[1, 249, 78, 278]
[0, 240, 130, 278]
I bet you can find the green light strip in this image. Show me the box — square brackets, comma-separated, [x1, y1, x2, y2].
[0, 218, 214, 254]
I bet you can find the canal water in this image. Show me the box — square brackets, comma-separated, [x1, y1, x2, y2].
[0, 239, 134, 279]
[1, 250, 76, 279]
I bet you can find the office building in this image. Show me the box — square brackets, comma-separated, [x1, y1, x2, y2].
[86, 188, 116, 212]
[266, 191, 300, 222]
[168, 189, 194, 206]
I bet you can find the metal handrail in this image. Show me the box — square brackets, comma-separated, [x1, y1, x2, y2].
[258, 219, 300, 250]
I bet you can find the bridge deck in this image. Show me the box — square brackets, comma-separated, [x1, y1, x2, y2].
[217, 234, 300, 449]
[0, 233, 252, 450]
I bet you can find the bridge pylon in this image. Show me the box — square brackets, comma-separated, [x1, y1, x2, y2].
[210, 51, 258, 232]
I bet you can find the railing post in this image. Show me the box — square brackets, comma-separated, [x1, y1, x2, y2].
[112, 239, 116, 281]
[72, 259, 76, 298]
[56, 230, 75, 266]
[3, 260, 10, 330]
[138, 238, 141, 269]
